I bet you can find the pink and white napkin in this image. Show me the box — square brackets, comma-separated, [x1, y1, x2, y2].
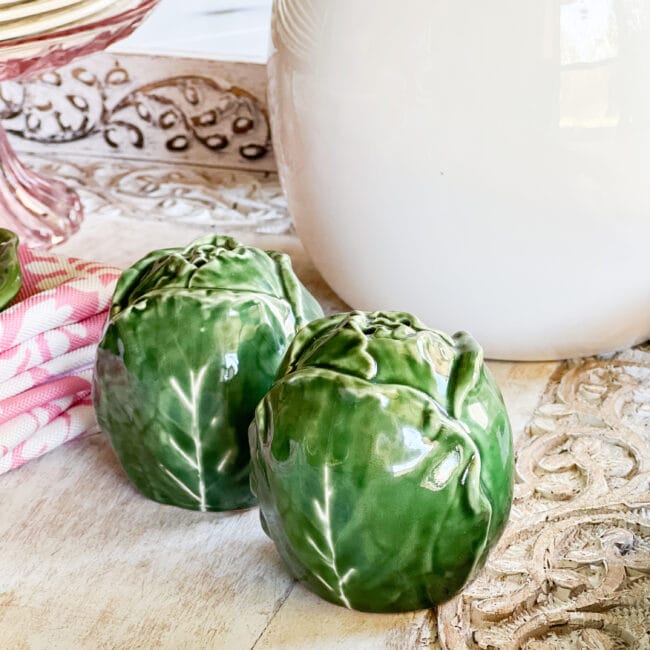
[0, 247, 120, 475]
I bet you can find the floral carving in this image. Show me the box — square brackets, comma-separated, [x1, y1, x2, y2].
[23, 154, 290, 234]
[0, 60, 271, 162]
[438, 348, 650, 649]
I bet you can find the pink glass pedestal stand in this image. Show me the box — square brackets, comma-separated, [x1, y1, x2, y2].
[0, 0, 158, 248]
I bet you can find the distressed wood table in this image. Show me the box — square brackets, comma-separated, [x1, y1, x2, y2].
[1, 45, 648, 650]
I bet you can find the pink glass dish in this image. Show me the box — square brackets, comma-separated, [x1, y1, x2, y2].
[0, 0, 159, 248]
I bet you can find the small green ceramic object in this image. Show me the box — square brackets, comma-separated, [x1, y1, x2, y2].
[250, 311, 514, 613]
[0, 229, 21, 312]
[94, 235, 323, 512]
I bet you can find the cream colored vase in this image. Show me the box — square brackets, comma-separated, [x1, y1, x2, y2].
[268, 0, 650, 360]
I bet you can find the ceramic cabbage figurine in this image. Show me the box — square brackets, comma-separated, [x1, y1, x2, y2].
[0, 229, 21, 311]
[94, 235, 323, 512]
[250, 311, 514, 612]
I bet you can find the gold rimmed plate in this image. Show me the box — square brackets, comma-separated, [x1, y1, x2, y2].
[0, 1, 35, 7]
[0, 0, 85, 22]
[0, 0, 120, 42]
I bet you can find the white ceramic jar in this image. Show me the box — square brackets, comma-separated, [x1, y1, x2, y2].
[269, 0, 650, 360]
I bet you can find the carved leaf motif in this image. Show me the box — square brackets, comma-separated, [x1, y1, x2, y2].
[105, 66, 129, 86]
[21, 154, 291, 235]
[1, 59, 271, 164]
[104, 121, 143, 149]
[166, 135, 189, 152]
[104, 76, 271, 160]
[73, 68, 97, 87]
[439, 350, 650, 649]
[67, 95, 89, 112]
[39, 71, 61, 86]
[182, 83, 200, 106]
[193, 109, 217, 127]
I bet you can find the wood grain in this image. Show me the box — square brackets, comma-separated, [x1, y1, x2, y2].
[3, 152, 645, 649]
[439, 351, 650, 649]
[0, 350, 558, 649]
[1, 435, 291, 649]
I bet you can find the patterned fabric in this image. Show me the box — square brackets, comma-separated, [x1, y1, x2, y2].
[0, 248, 120, 474]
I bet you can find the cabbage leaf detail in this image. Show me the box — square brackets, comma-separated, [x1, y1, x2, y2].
[250, 311, 514, 612]
[0, 229, 21, 312]
[94, 235, 323, 512]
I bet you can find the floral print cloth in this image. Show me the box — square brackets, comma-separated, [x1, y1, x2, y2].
[0, 247, 120, 475]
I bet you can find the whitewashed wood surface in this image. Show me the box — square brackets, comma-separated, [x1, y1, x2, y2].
[1, 6, 646, 644]
[0, 153, 565, 649]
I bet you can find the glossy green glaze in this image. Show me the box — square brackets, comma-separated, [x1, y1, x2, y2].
[94, 235, 323, 512]
[0, 229, 21, 311]
[250, 311, 514, 613]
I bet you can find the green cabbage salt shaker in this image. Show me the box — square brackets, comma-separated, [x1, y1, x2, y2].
[250, 311, 514, 612]
[94, 235, 323, 512]
[0, 229, 21, 311]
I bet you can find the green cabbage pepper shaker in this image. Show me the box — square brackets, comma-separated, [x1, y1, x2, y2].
[0, 229, 21, 311]
[250, 311, 514, 612]
[94, 235, 323, 512]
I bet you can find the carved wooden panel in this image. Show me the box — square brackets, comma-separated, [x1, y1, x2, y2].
[23, 152, 290, 235]
[439, 348, 650, 649]
[0, 53, 275, 172]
